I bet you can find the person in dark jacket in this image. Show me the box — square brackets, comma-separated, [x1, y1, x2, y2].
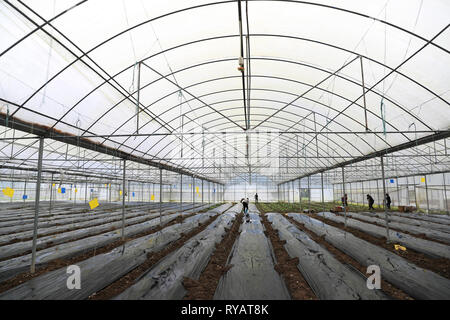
[385, 193, 391, 210]
[341, 193, 348, 207]
[367, 194, 375, 210]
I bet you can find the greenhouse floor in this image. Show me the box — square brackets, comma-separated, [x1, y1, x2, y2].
[0, 201, 449, 300]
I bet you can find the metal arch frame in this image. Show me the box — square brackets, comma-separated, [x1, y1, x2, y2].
[0, 138, 176, 183]
[2, 5, 447, 131]
[281, 131, 450, 185]
[0, 37, 440, 170]
[47, 35, 441, 142]
[1, 1, 449, 183]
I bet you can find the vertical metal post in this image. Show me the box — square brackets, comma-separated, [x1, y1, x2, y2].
[192, 176, 195, 210]
[380, 156, 390, 242]
[424, 174, 430, 214]
[362, 180, 365, 208]
[308, 176, 311, 212]
[321, 172, 325, 212]
[30, 137, 44, 273]
[180, 174, 183, 210]
[121, 159, 126, 241]
[376, 179, 381, 208]
[84, 176, 88, 204]
[443, 173, 449, 215]
[341, 166, 347, 229]
[159, 168, 163, 226]
[292, 180, 294, 203]
[299, 178, 302, 209]
[396, 176, 400, 208]
[202, 179, 204, 203]
[49, 173, 54, 213]
[23, 179, 27, 202]
[414, 176, 418, 211]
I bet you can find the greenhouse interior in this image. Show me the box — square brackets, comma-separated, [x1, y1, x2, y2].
[0, 0, 449, 302]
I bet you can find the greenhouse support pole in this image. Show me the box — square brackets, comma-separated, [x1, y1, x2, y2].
[169, 184, 172, 202]
[49, 173, 54, 213]
[30, 136, 44, 274]
[362, 180, 365, 207]
[308, 175, 311, 212]
[23, 180, 27, 202]
[414, 177, 418, 210]
[192, 176, 195, 211]
[396, 176, 400, 207]
[321, 172, 325, 212]
[299, 178, 302, 209]
[376, 179, 381, 208]
[84, 176, 87, 204]
[128, 180, 130, 203]
[292, 180, 294, 203]
[443, 173, 448, 215]
[202, 179, 204, 203]
[180, 174, 183, 210]
[121, 159, 126, 241]
[380, 156, 390, 242]
[425, 175, 430, 214]
[159, 168, 162, 226]
[341, 167, 347, 229]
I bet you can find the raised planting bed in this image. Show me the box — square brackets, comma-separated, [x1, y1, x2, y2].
[287, 213, 450, 300]
[213, 204, 291, 300]
[315, 211, 450, 259]
[266, 212, 387, 300]
[0, 204, 232, 299]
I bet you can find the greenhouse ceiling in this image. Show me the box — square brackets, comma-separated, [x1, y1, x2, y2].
[0, 0, 449, 185]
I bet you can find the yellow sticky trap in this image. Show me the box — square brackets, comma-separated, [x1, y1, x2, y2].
[57, 188, 62, 193]
[120, 190, 123, 196]
[189, 184, 191, 187]
[52, 183, 55, 187]
[105, 184, 107, 187]
[196, 187, 199, 193]
[89, 198, 99, 210]
[151, 194, 155, 201]
[2, 187, 14, 198]
[420, 177, 425, 183]
[394, 244, 406, 251]
[74, 188, 78, 193]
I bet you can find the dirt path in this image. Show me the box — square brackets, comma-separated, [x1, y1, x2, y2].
[260, 212, 317, 300]
[88, 214, 221, 300]
[182, 212, 244, 299]
[284, 214, 412, 300]
[307, 212, 450, 280]
[0, 213, 195, 294]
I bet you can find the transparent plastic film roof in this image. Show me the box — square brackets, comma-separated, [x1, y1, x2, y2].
[0, 0, 449, 184]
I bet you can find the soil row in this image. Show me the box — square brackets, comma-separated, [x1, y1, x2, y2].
[0, 213, 195, 294]
[88, 213, 221, 300]
[307, 212, 450, 280]
[182, 212, 244, 299]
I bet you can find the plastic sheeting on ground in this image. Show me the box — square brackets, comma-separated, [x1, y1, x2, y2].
[213, 206, 291, 300]
[266, 212, 387, 300]
[288, 213, 450, 300]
